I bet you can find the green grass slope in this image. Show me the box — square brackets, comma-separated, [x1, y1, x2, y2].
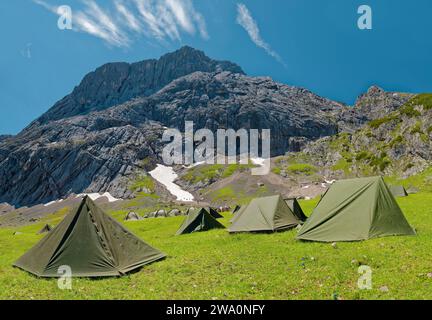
[1, 194, 431, 300]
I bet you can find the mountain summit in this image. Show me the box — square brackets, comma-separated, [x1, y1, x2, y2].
[32, 46, 244, 126]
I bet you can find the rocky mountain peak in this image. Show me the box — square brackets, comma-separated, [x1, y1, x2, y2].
[354, 85, 414, 120]
[366, 85, 385, 95]
[30, 47, 244, 127]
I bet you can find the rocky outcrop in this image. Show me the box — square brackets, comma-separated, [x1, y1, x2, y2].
[301, 93, 432, 178]
[328, 86, 414, 133]
[354, 86, 414, 118]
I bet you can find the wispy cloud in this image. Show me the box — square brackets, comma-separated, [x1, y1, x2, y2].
[236, 3, 285, 66]
[32, 0, 209, 47]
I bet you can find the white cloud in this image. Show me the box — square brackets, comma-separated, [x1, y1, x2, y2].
[236, 3, 285, 66]
[115, 0, 142, 33]
[32, 0, 209, 47]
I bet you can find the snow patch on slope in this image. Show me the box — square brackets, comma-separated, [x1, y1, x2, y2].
[250, 157, 266, 167]
[150, 164, 194, 202]
[44, 199, 64, 207]
[76, 192, 120, 203]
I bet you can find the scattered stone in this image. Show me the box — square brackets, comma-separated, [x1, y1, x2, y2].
[351, 259, 360, 266]
[379, 286, 389, 292]
[427, 273, 432, 278]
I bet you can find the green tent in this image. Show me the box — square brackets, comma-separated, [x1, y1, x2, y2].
[176, 208, 225, 235]
[284, 198, 307, 222]
[14, 196, 166, 278]
[207, 207, 223, 219]
[37, 224, 53, 235]
[390, 185, 408, 197]
[297, 177, 416, 242]
[230, 205, 246, 223]
[228, 195, 301, 233]
[407, 186, 419, 194]
[232, 205, 241, 214]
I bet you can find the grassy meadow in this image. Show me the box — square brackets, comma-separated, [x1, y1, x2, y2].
[0, 194, 431, 300]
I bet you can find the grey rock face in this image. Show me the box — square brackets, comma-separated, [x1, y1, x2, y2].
[1, 65, 353, 207]
[115, 71, 347, 155]
[31, 46, 244, 127]
[0, 117, 166, 207]
[354, 86, 413, 118]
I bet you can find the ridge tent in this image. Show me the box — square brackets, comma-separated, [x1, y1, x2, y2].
[230, 205, 246, 223]
[297, 176, 416, 242]
[124, 211, 142, 221]
[232, 205, 241, 214]
[284, 198, 307, 222]
[176, 208, 225, 235]
[228, 195, 301, 233]
[407, 186, 419, 194]
[14, 196, 166, 278]
[37, 224, 53, 235]
[390, 185, 408, 197]
[207, 207, 223, 219]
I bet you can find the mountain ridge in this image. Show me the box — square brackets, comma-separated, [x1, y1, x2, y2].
[29, 46, 244, 128]
[0, 47, 425, 207]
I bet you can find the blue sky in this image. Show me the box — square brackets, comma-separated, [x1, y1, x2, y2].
[1, 0, 432, 135]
